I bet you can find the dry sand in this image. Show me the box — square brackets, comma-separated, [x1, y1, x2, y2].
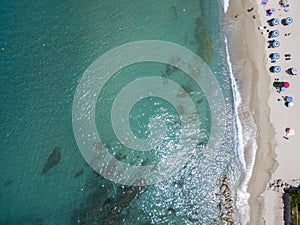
[258, 1, 300, 225]
[226, 0, 300, 224]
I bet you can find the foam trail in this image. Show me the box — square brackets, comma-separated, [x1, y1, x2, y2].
[225, 36, 256, 224]
[223, 0, 230, 13]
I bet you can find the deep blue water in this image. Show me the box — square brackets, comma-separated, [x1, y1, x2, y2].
[0, 0, 241, 224]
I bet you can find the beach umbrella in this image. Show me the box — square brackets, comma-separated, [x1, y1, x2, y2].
[270, 53, 280, 60]
[287, 68, 297, 75]
[283, 82, 290, 88]
[281, 87, 286, 92]
[270, 66, 281, 73]
[291, 68, 297, 75]
[270, 8, 276, 13]
[271, 18, 279, 26]
[280, 0, 288, 5]
[274, 66, 281, 73]
[288, 102, 294, 107]
[285, 96, 293, 102]
[282, 17, 293, 25]
[271, 40, 280, 48]
[285, 128, 295, 136]
[270, 30, 280, 37]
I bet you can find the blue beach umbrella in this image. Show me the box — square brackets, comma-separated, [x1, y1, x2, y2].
[271, 40, 280, 48]
[286, 96, 293, 103]
[270, 30, 280, 37]
[271, 18, 279, 26]
[270, 66, 281, 73]
[274, 66, 281, 73]
[270, 53, 280, 60]
[283, 17, 293, 25]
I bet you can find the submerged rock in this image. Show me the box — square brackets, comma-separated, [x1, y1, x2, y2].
[71, 177, 147, 225]
[35, 218, 44, 225]
[74, 168, 84, 178]
[195, 18, 214, 64]
[165, 64, 177, 76]
[102, 185, 146, 224]
[41, 147, 61, 174]
[220, 184, 226, 192]
[167, 207, 176, 215]
[170, 6, 178, 20]
[3, 180, 13, 186]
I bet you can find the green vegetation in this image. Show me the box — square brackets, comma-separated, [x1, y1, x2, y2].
[290, 189, 300, 225]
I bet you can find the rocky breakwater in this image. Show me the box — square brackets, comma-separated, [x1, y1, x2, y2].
[219, 176, 235, 225]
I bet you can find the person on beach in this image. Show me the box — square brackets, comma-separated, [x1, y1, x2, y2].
[281, 96, 294, 107]
[273, 80, 286, 93]
[247, 7, 254, 12]
[284, 127, 295, 140]
[258, 26, 267, 30]
[285, 54, 291, 60]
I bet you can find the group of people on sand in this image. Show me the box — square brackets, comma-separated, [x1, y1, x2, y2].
[268, 178, 300, 193]
[261, 0, 296, 140]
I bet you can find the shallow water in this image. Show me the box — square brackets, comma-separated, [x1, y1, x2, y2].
[0, 0, 243, 224]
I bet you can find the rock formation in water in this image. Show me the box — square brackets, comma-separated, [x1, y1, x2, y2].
[74, 168, 84, 178]
[71, 176, 147, 225]
[219, 176, 235, 224]
[3, 180, 13, 186]
[41, 147, 61, 174]
[101, 185, 146, 225]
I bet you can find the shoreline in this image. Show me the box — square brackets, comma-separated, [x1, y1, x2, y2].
[224, 35, 251, 223]
[225, 0, 278, 224]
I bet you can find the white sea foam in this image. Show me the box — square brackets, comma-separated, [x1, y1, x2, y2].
[223, 0, 230, 13]
[224, 37, 257, 224]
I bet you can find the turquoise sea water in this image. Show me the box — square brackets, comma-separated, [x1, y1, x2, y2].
[0, 0, 242, 224]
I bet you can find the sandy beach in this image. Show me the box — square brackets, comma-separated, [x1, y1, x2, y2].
[226, 0, 300, 224]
